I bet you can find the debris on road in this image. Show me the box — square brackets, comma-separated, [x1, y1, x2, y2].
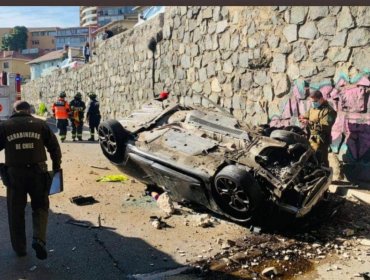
[96, 174, 128, 182]
[149, 216, 171, 229]
[196, 214, 219, 228]
[70, 195, 98, 206]
[360, 239, 370, 246]
[156, 192, 175, 216]
[89, 165, 110, 170]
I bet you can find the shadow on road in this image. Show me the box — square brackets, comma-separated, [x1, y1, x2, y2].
[0, 195, 181, 280]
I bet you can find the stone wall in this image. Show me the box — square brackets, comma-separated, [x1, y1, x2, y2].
[24, 6, 370, 120]
[23, 6, 370, 180]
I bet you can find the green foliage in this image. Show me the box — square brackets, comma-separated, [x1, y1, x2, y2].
[37, 102, 48, 116]
[1, 26, 28, 51]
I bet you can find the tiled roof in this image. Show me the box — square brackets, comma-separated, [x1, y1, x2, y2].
[0, 51, 33, 60]
[27, 49, 64, 64]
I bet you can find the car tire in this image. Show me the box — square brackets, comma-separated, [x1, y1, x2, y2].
[98, 120, 131, 164]
[270, 129, 307, 145]
[212, 165, 263, 223]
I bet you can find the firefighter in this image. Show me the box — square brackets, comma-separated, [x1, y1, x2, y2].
[52, 92, 70, 142]
[86, 93, 101, 141]
[299, 90, 337, 167]
[69, 92, 86, 141]
[0, 101, 61, 259]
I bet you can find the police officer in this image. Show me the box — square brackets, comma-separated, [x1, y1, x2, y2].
[0, 101, 61, 260]
[299, 90, 337, 167]
[86, 93, 101, 141]
[69, 92, 86, 141]
[52, 92, 70, 142]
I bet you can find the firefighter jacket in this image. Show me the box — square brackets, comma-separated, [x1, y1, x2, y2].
[304, 101, 337, 144]
[52, 98, 70, 120]
[69, 99, 86, 123]
[0, 113, 62, 169]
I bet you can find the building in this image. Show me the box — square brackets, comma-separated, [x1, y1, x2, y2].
[55, 27, 89, 50]
[80, 6, 98, 27]
[80, 6, 137, 27]
[27, 27, 58, 51]
[0, 51, 32, 79]
[133, 6, 165, 27]
[27, 47, 83, 80]
[1, 27, 58, 52]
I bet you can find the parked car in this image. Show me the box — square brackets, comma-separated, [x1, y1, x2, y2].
[98, 101, 332, 223]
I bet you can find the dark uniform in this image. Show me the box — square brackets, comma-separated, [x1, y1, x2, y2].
[0, 101, 61, 259]
[69, 92, 86, 141]
[304, 101, 337, 167]
[86, 93, 101, 141]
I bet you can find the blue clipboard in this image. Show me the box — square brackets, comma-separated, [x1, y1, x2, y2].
[49, 169, 64, 195]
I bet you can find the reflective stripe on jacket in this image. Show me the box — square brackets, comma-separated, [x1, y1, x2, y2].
[52, 98, 70, 120]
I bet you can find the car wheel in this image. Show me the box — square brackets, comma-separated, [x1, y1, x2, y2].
[212, 165, 263, 222]
[270, 129, 307, 145]
[98, 120, 131, 164]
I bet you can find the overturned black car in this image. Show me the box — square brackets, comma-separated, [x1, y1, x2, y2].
[98, 101, 332, 223]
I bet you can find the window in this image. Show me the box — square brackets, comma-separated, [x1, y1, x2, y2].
[3, 62, 9, 69]
[32, 40, 40, 45]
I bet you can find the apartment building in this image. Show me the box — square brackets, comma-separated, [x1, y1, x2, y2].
[0, 51, 32, 79]
[80, 6, 137, 27]
[55, 27, 89, 50]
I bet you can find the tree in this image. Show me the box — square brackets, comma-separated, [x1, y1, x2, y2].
[1, 26, 28, 51]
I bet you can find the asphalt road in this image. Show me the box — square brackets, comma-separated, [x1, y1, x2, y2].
[0, 119, 247, 280]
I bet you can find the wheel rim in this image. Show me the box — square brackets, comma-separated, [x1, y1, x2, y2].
[214, 177, 250, 213]
[98, 126, 117, 155]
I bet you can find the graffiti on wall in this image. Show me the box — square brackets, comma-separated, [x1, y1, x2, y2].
[270, 70, 370, 181]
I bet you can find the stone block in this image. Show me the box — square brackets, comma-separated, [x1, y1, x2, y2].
[327, 47, 351, 63]
[263, 85, 274, 102]
[241, 72, 253, 90]
[337, 7, 354, 31]
[308, 6, 329, 20]
[330, 31, 348, 47]
[290, 6, 308, 24]
[317, 17, 337, 36]
[211, 78, 222, 92]
[230, 34, 240, 51]
[352, 48, 370, 70]
[222, 83, 233, 98]
[223, 97, 233, 108]
[278, 43, 292, 54]
[176, 68, 185, 80]
[286, 63, 300, 80]
[239, 53, 249, 68]
[267, 34, 280, 48]
[283, 24, 298, 43]
[357, 7, 370, 27]
[207, 63, 216, 78]
[203, 7, 213, 19]
[208, 21, 216, 34]
[181, 55, 191, 69]
[223, 60, 234, 74]
[220, 32, 230, 49]
[300, 61, 318, 77]
[198, 68, 207, 82]
[271, 53, 286, 73]
[292, 41, 308, 62]
[253, 71, 269, 86]
[209, 92, 220, 104]
[298, 22, 317, 39]
[347, 28, 370, 47]
[203, 81, 212, 95]
[272, 73, 290, 97]
[192, 81, 203, 93]
[216, 20, 228, 34]
[187, 68, 196, 83]
[309, 37, 329, 62]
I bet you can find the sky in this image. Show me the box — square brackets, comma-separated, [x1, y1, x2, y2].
[0, 6, 80, 28]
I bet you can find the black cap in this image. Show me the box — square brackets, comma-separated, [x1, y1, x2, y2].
[309, 90, 323, 99]
[13, 100, 31, 112]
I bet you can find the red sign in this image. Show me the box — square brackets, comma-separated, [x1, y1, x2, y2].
[0, 104, 3, 112]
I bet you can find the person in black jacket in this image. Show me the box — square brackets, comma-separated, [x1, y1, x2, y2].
[0, 101, 61, 260]
[69, 92, 86, 141]
[86, 93, 101, 141]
